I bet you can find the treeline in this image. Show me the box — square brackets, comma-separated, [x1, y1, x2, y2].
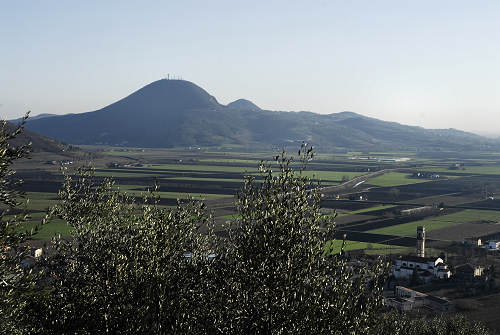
[0, 120, 491, 334]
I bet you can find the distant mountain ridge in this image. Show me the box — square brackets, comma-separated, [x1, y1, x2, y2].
[24, 79, 500, 152]
[4, 121, 71, 153]
[227, 99, 261, 111]
[10, 113, 58, 124]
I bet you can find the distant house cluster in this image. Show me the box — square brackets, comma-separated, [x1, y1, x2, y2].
[348, 156, 411, 162]
[411, 172, 441, 179]
[44, 160, 73, 165]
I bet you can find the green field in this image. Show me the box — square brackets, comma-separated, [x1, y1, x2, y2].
[367, 172, 432, 187]
[368, 209, 500, 237]
[163, 176, 246, 183]
[148, 164, 254, 173]
[198, 158, 263, 164]
[325, 240, 410, 255]
[116, 185, 233, 200]
[422, 165, 500, 175]
[22, 219, 71, 239]
[297, 170, 365, 182]
[93, 171, 161, 178]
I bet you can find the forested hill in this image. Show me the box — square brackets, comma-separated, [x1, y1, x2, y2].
[4, 121, 71, 153]
[23, 79, 499, 152]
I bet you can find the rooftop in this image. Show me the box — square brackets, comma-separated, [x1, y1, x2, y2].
[399, 255, 441, 263]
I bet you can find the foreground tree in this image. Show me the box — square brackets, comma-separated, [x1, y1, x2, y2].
[375, 313, 490, 335]
[0, 115, 42, 334]
[36, 145, 387, 334]
[215, 147, 385, 334]
[37, 171, 217, 334]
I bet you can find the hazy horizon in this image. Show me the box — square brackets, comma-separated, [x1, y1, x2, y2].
[2, 1, 499, 136]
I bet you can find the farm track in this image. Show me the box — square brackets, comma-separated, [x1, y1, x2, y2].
[318, 168, 398, 195]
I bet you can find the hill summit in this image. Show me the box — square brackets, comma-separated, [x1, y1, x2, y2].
[227, 99, 261, 111]
[24, 79, 499, 152]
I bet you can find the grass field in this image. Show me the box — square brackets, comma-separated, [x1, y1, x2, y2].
[368, 209, 500, 237]
[298, 170, 365, 182]
[117, 185, 233, 200]
[367, 172, 433, 187]
[94, 171, 161, 178]
[148, 164, 254, 173]
[325, 239, 411, 255]
[23, 219, 71, 239]
[163, 176, 246, 182]
[198, 158, 263, 164]
[423, 165, 500, 175]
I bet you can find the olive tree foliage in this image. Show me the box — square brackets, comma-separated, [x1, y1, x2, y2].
[37, 170, 218, 334]
[34, 145, 387, 334]
[374, 313, 490, 335]
[0, 114, 40, 335]
[214, 146, 386, 334]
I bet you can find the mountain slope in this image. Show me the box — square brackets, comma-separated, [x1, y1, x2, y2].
[4, 121, 71, 153]
[10, 113, 59, 124]
[24, 79, 499, 152]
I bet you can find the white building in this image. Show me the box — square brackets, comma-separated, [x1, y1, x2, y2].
[393, 255, 451, 281]
[488, 241, 500, 250]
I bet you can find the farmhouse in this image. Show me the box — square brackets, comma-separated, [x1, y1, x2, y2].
[393, 255, 451, 281]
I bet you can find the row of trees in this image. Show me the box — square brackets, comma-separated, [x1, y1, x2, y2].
[0, 120, 491, 334]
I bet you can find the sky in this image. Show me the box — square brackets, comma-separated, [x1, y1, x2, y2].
[1, 1, 499, 136]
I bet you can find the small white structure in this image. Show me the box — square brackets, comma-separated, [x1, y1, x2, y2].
[401, 206, 433, 216]
[488, 241, 500, 250]
[393, 255, 451, 281]
[34, 248, 43, 258]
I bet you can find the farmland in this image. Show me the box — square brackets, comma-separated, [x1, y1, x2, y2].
[8, 146, 500, 257]
[368, 209, 500, 237]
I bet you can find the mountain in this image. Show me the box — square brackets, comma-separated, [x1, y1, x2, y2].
[9, 113, 58, 124]
[24, 79, 500, 152]
[3, 121, 71, 153]
[227, 99, 261, 111]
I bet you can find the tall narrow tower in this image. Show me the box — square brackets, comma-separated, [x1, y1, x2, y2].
[416, 226, 425, 258]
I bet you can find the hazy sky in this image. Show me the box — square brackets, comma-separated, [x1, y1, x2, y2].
[1, 1, 499, 135]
